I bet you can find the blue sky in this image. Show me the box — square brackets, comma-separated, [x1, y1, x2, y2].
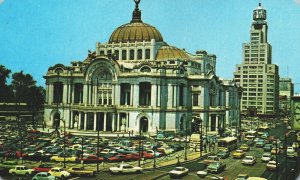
[1, 0, 300, 93]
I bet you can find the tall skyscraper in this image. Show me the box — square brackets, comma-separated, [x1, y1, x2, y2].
[234, 3, 279, 117]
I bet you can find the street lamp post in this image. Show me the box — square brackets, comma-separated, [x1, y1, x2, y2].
[153, 139, 157, 168]
[184, 119, 188, 161]
[97, 112, 100, 172]
[81, 136, 84, 168]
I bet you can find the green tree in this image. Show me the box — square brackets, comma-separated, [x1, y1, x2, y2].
[0, 64, 12, 102]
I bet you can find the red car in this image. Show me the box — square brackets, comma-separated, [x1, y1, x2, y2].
[33, 164, 53, 173]
[125, 153, 141, 161]
[82, 155, 104, 163]
[107, 154, 127, 162]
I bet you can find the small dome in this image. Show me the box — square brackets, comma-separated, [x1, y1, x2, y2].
[109, 22, 163, 43]
[156, 46, 189, 60]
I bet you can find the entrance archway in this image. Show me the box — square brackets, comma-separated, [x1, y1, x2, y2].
[53, 112, 60, 129]
[140, 117, 148, 133]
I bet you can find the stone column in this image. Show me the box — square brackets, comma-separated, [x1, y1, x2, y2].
[167, 84, 173, 108]
[78, 112, 82, 130]
[133, 84, 139, 107]
[63, 84, 68, 104]
[173, 85, 177, 107]
[71, 84, 75, 104]
[88, 83, 92, 105]
[112, 113, 115, 131]
[216, 115, 219, 132]
[130, 84, 134, 106]
[83, 84, 88, 105]
[112, 84, 115, 105]
[94, 85, 97, 107]
[151, 84, 157, 107]
[70, 111, 73, 129]
[67, 84, 71, 104]
[126, 113, 129, 132]
[115, 84, 121, 105]
[157, 85, 160, 106]
[46, 84, 49, 104]
[93, 112, 97, 131]
[104, 112, 107, 131]
[117, 113, 120, 131]
[48, 84, 53, 105]
[84, 112, 87, 130]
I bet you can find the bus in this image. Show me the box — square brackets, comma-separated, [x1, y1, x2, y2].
[217, 137, 238, 152]
[244, 130, 257, 141]
[257, 126, 270, 136]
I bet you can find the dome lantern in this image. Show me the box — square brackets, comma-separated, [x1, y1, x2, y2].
[131, 0, 142, 23]
[108, 0, 163, 43]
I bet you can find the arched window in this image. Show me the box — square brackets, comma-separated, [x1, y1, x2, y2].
[145, 49, 150, 59]
[114, 50, 119, 60]
[137, 49, 143, 60]
[130, 49, 134, 60]
[122, 50, 127, 60]
[140, 66, 151, 73]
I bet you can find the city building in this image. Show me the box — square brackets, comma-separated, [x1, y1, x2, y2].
[44, 1, 241, 135]
[233, 3, 279, 117]
[279, 78, 294, 115]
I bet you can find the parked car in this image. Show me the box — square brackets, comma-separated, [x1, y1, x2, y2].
[271, 148, 281, 155]
[235, 174, 250, 180]
[107, 154, 127, 162]
[169, 167, 189, 178]
[109, 163, 143, 174]
[266, 160, 279, 171]
[207, 162, 226, 174]
[216, 151, 230, 159]
[33, 164, 53, 173]
[263, 144, 273, 152]
[255, 140, 265, 148]
[203, 156, 220, 165]
[82, 155, 104, 163]
[32, 172, 56, 180]
[48, 167, 71, 179]
[232, 150, 246, 159]
[261, 153, 273, 162]
[9, 165, 34, 177]
[68, 167, 95, 177]
[242, 156, 256, 165]
[240, 144, 250, 151]
[50, 154, 78, 162]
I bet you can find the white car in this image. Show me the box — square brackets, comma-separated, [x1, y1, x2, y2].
[48, 167, 71, 179]
[292, 142, 299, 149]
[109, 164, 143, 174]
[242, 156, 256, 165]
[169, 167, 189, 178]
[266, 161, 279, 171]
[261, 153, 272, 162]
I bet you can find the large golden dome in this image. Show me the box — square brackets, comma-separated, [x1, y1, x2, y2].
[109, 22, 163, 43]
[108, 0, 163, 44]
[156, 45, 189, 60]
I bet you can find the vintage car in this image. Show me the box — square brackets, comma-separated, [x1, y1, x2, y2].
[68, 167, 95, 177]
[169, 167, 189, 178]
[263, 144, 273, 152]
[9, 165, 34, 176]
[50, 154, 78, 162]
[207, 162, 226, 173]
[266, 160, 279, 170]
[216, 151, 230, 159]
[82, 155, 104, 163]
[33, 164, 53, 173]
[240, 144, 250, 151]
[261, 153, 273, 162]
[203, 156, 220, 165]
[242, 156, 256, 165]
[271, 148, 281, 155]
[109, 163, 143, 174]
[232, 150, 246, 159]
[235, 174, 250, 180]
[32, 172, 56, 180]
[48, 167, 71, 179]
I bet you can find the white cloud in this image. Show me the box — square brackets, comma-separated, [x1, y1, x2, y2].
[0, 0, 4, 5]
[295, 0, 300, 4]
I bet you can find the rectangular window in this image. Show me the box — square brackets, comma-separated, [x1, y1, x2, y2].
[145, 49, 150, 59]
[130, 49, 134, 60]
[122, 50, 127, 60]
